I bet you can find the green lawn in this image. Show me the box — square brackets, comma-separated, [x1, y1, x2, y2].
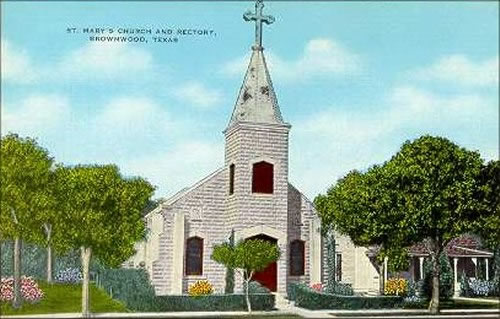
[440, 298, 500, 309]
[0, 281, 128, 315]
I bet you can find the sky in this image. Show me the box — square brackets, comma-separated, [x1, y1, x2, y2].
[1, 0, 499, 200]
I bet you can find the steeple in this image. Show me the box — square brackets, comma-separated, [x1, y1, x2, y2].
[227, 0, 286, 128]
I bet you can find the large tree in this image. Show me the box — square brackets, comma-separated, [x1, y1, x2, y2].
[212, 239, 280, 313]
[316, 135, 483, 314]
[0, 134, 53, 308]
[57, 164, 154, 317]
[28, 166, 73, 283]
[472, 160, 500, 281]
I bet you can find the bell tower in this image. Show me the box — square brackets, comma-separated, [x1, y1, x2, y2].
[223, 0, 291, 261]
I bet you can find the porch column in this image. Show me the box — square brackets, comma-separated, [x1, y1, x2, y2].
[171, 212, 185, 294]
[485, 258, 489, 281]
[419, 257, 425, 280]
[471, 257, 478, 278]
[309, 219, 322, 284]
[383, 256, 388, 285]
[453, 257, 459, 297]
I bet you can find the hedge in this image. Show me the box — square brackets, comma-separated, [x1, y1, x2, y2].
[156, 294, 275, 311]
[294, 283, 403, 310]
[96, 268, 274, 311]
[97, 268, 158, 311]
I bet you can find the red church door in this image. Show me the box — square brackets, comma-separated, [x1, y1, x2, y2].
[247, 234, 278, 292]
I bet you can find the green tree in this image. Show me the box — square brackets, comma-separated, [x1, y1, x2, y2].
[0, 134, 53, 308]
[316, 135, 483, 314]
[212, 239, 280, 313]
[29, 166, 74, 283]
[57, 164, 154, 317]
[472, 160, 500, 281]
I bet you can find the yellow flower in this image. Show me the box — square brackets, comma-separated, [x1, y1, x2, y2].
[188, 280, 214, 296]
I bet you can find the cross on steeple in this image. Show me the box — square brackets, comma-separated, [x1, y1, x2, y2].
[243, 0, 275, 50]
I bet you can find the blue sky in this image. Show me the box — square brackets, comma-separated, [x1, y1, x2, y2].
[2, 1, 498, 200]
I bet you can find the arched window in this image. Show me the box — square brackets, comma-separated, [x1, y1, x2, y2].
[252, 161, 273, 194]
[229, 164, 235, 195]
[290, 240, 305, 276]
[336, 253, 342, 281]
[185, 237, 203, 276]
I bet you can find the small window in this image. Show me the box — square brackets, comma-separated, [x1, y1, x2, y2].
[229, 164, 235, 195]
[290, 240, 305, 276]
[186, 237, 203, 276]
[336, 253, 342, 282]
[252, 161, 273, 194]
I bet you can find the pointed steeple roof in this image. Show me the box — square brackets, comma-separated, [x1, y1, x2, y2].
[227, 0, 286, 128]
[228, 49, 284, 127]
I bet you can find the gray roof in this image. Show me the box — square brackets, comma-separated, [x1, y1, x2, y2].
[227, 48, 284, 127]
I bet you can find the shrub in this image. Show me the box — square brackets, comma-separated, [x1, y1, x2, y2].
[468, 279, 496, 297]
[461, 276, 497, 297]
[407, 280, 423, 298]
[54, 267, 82, 283]
[385, 278, 408, 296]
[0, 276, 44, 303]
[323, 281, 354, 296]
[402, 295, 427, 309]
[247, 281, 271, 294]
[311, 282, 322, 292]
[97, 268, 157, 311]
[188, 280, 214, 296]
[156, 294, 275, 311]
[422, 253, 453, 300]
[460, 273, 471, 297]
[294, 283, 403, 310]
[287, 282, 305, 301]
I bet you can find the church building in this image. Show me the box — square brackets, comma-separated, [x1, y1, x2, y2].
[127, 0, 381, 296]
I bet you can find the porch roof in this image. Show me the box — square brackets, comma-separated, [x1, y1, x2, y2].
[365, 235, 493, 258]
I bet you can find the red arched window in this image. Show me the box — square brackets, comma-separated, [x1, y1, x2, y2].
[185, 237, 203, 276]
[252, 161, 273, 194]
[290, 240, 305, 276]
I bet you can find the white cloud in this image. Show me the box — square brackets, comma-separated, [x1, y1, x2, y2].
[222, 38, 361, 82]
[123, 140, 224, 198]
[173, 82, 223, 108]
[411, 55, 499, 87]
[89, 96, 175, 157]
[2, 40, 154, 84]
[57, 42, 153, 80]
[291, 85, 498, 198]
[1, 94, 70, 135]
[1, 40, 39, 84]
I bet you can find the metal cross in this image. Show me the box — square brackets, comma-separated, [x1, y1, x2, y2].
[243, 0, 275, 50]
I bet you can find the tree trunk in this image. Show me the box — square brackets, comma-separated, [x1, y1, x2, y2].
[81, 246, 92, 317]
[47, 244, 53, 283]
[428, 252, 441, 314]
[44, 223, 53, 283]
[12, 237, 22, 309]
[245, 278, 252, 313]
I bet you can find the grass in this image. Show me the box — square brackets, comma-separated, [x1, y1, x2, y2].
[0, 281, 128, 315]
[440, 298, 500, 309]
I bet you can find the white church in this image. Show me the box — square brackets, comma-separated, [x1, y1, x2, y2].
[127, 0, 381, 296]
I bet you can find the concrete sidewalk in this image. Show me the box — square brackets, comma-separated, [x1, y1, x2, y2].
[1, 308, 499, 319]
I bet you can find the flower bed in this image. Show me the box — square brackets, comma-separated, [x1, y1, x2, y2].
[0, 277, 44, 303]
[461, 277, 498, 297]
[293, 282, 403, 310]
[385, 278, 408, 296]
[55, 268, 82, 284]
